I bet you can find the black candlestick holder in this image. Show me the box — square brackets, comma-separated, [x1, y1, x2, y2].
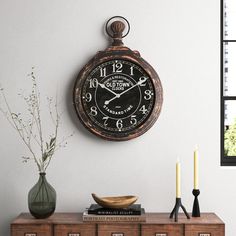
[170, 198, 190, 222]
[192, 189, 200, 217]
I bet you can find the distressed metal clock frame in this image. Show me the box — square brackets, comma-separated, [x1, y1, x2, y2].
[73, 18, 163, 141]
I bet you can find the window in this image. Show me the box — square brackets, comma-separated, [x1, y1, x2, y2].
[221, 0, 236, 165]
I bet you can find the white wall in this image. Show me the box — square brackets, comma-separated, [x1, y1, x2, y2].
[0, 0, 233, 235]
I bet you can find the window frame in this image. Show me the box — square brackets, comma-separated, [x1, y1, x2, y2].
[221, 0, 236, 165]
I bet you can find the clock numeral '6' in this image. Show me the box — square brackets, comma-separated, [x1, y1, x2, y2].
[116, 119, 123, 131]
[89, 106, 97, 116]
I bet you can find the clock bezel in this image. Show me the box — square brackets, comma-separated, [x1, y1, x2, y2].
[73, 46, 163, 141]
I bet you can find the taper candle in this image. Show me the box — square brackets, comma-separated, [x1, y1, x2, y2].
[194, 146, 199, 189]
[176, 159, 181, 198]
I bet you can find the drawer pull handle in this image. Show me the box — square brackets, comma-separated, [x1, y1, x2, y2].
[25, 234, 37, 236]
[68, 234, 80, 236]
[155, 234, 168, 236]
[199, 234, 211, 236]
[111, 233, 124, 236]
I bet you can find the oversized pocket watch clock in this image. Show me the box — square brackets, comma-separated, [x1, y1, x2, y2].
[73, 16, 163, 141]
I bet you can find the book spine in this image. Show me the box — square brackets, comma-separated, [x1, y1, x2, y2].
[83, 215, 145, 222]
[88, 211, 140, 215]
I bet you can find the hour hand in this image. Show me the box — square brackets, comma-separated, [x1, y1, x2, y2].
[104, 93, 120, 105]
[98, 83, 118, 96]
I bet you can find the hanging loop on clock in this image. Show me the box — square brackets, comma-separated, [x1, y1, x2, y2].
[105, 16, 130, 46]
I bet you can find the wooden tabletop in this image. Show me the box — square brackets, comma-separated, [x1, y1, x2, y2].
[11, 213, 224, 225]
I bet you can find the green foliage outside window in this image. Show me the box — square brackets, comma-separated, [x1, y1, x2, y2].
[225, 118, 236, 156]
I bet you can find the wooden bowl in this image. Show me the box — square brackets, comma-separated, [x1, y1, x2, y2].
[91, 193, 138, 209]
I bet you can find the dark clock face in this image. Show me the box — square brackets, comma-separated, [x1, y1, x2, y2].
[81, 59, 155, 134]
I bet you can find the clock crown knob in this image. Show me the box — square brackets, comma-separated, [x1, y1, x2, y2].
[105, 16, 130, 46]
[111, 21, 125, 38]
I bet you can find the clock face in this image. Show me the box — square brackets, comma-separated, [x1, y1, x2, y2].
[80, 59, 155, 134]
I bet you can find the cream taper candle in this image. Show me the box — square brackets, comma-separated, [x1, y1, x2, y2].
[176, 159, 181, 198]
[194, 146, 199, 189]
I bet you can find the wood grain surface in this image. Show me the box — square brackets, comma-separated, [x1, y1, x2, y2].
[11, 212, 225, 236]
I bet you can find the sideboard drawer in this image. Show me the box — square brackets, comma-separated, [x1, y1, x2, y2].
[141, 224, 184, 236]
[98, 224, 139, 236]
[11, 224, 52, 236]
[54, 224, 96, 236]
[185, 224, 225, 236]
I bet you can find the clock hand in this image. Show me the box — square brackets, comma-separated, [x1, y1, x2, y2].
[98, 83, 118, 96]
[118, 77, 147, 97]
[104, 93, 120, 105]
[104, 77, 147, 105]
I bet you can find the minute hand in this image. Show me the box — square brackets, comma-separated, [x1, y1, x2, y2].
[118, 77, 147, 97]
[104, 77, 147, 105]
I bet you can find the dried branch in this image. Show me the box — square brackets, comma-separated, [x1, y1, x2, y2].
[0, 70, 73, 172]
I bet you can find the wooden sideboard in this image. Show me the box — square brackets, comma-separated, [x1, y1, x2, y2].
[11, 212, 225, 236]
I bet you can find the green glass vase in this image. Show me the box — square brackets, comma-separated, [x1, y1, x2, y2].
[28, 172, 56, 219]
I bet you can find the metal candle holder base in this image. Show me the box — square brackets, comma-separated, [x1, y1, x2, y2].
[170, 198, 190, 222]
[192, 189, 200, 217]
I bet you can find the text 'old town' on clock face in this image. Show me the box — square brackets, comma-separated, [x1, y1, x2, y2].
[81, 59, 155, 133]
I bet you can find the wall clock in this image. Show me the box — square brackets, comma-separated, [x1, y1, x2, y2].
[73, 16, 163, 141]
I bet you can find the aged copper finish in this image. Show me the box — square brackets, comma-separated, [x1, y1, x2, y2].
[73, 18, 163, 141]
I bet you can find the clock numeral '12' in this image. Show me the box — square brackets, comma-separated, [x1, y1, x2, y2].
[112, 63, 123, 73]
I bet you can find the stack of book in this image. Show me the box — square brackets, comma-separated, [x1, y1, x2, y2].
[83, 204, 146, 222]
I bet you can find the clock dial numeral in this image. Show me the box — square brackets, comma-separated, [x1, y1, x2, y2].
[139, 76, 147, 87]
[85, 93, 92, 102]
[89, 106, 98, 116]
[112, 62, 123, 73]
[139, 105, 148, 114]
[100, 67, 107, 77]
[144, 90, 153, 100]
[130, 66, 134, 76]
[116, 119, 123, 131]
[130, 115, 137, 125]
[89, 78, 98, 88]
[103, 116, 109, 126]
